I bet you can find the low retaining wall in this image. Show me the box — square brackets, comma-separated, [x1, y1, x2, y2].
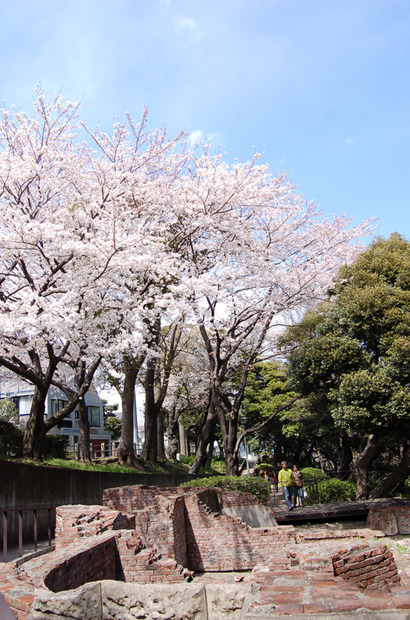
[29, 581, 249, 620]
[367, 500, 410, 535]
[332, 544, 400, 591]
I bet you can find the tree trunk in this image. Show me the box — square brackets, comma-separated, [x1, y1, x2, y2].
[22, 385, 49, 459]
[205, 433, 214, 469]
[157, 407, 166, 461]
[77, 397, 91, 463]
[337, 435, 353, 481]
[224, 415, 239, 476]
[355, 434, 383, 499]
[118, 363, 139, 467]
[225, 447, 238, 476]
[178, 420, 188, 456]
[20, 345, 62, 459]
[166, 407, 179, 461]
[317, 451, 327, 474]
[142, 359, 157, 461]
[189, 404, 217, 474]
[370, 444, 410, 499]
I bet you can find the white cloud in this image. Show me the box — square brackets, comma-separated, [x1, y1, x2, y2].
[346, 135, 359, 145]
[188, 129, 204, 146]
[188, 130, 224, 151]
[173, 15, 201, 39]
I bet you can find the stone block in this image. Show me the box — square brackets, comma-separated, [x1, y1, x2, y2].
[205, 583, 249, 618]
[29, 582, 102, 619]
[101, 581, 207, 619]
[221, 505, 277, 528]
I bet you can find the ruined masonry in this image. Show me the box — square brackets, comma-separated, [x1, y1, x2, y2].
[1, 485, 410, 619]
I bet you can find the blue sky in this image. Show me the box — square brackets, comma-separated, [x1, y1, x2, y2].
[1, 0, 409, 242]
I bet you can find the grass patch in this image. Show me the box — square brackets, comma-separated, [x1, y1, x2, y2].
[44, 458, 138, 474]
[2, 455, 192, 475]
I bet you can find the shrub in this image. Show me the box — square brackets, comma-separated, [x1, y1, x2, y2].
[255, 462, 275, 475]
[300, 467, 326, 479]
[315, 478, 356, 503]
[178, 455, 226, 475]
[178, 454, 195, 465]
[180, 475, 271, 504]
[0, 420, 23, 456]
[209, 458, 226, 474]
[42, 434, 69, 458]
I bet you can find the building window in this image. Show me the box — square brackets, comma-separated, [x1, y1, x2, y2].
[88, 406, 101, 428]
[51, 398, 68, 415]
[51, 398, 73, 428]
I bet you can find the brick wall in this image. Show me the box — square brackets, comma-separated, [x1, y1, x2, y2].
[173, 495, 188, 567]
[116, 530, 193, 584]
[332, 543, 401, 591]
[55, 504, 134, 549]
[103, 484, 293, 573]
[102, 484, 185, 512]
[183, 492, 294, 572]
[218, 490, 262, 509]
[43, 535, 120, 592]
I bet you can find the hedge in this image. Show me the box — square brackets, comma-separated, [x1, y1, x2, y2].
[180, 475, 271, 504]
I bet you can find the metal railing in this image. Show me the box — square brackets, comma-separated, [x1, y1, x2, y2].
[1, 506, 55, 563]
[303, 478, 320, 503]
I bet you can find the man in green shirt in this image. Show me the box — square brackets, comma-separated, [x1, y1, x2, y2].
[278, 460, 297, 511]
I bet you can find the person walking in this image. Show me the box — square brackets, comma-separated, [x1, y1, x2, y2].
[278, 460, 296, 511]
[292, 464, 304, 507]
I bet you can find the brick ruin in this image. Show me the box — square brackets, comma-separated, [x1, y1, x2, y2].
[1, 485, 410, 619]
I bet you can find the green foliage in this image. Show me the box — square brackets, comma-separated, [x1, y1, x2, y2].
[178, 454, 195, 465]
[44, 457, 138, 473]
[180, 475, 271, 504]
[402, 477, 410, 498]
[255, 462, 275, 474]
[0, 399, 18, 423]
[241, 361, 304, 460]
[178, 455, 226, 475]
[42, 434, 69, 458]
[315, 478, 357, 503]
[300, 467, 326, 479]
[0, 420, 23, 456]
[104, 415, 122, 440]
[283, 234, 410, 488]
[210, 459, 226, 473]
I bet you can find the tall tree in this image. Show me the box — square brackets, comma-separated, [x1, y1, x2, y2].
[0, 92, 104, 458]
[173, 151, 373, 474]
[284, 234, 410, 498]
[86, 111, 190, 466]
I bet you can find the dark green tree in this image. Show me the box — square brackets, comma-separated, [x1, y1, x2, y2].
[283, 234, 410, 499]
[241, 361, 303, 464]
[103, 403, 122, 441]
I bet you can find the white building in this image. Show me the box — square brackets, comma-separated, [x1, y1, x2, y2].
[0, 377, 111, 456]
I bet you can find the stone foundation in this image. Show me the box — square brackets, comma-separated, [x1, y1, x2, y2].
[1, 486, 410, 619]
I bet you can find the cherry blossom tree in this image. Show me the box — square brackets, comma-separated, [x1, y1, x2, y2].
[169, 151, 375, 475]
[0, 92, 106, 458]
[0, 91, 375, 470]
[84, 112, 191, 466]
